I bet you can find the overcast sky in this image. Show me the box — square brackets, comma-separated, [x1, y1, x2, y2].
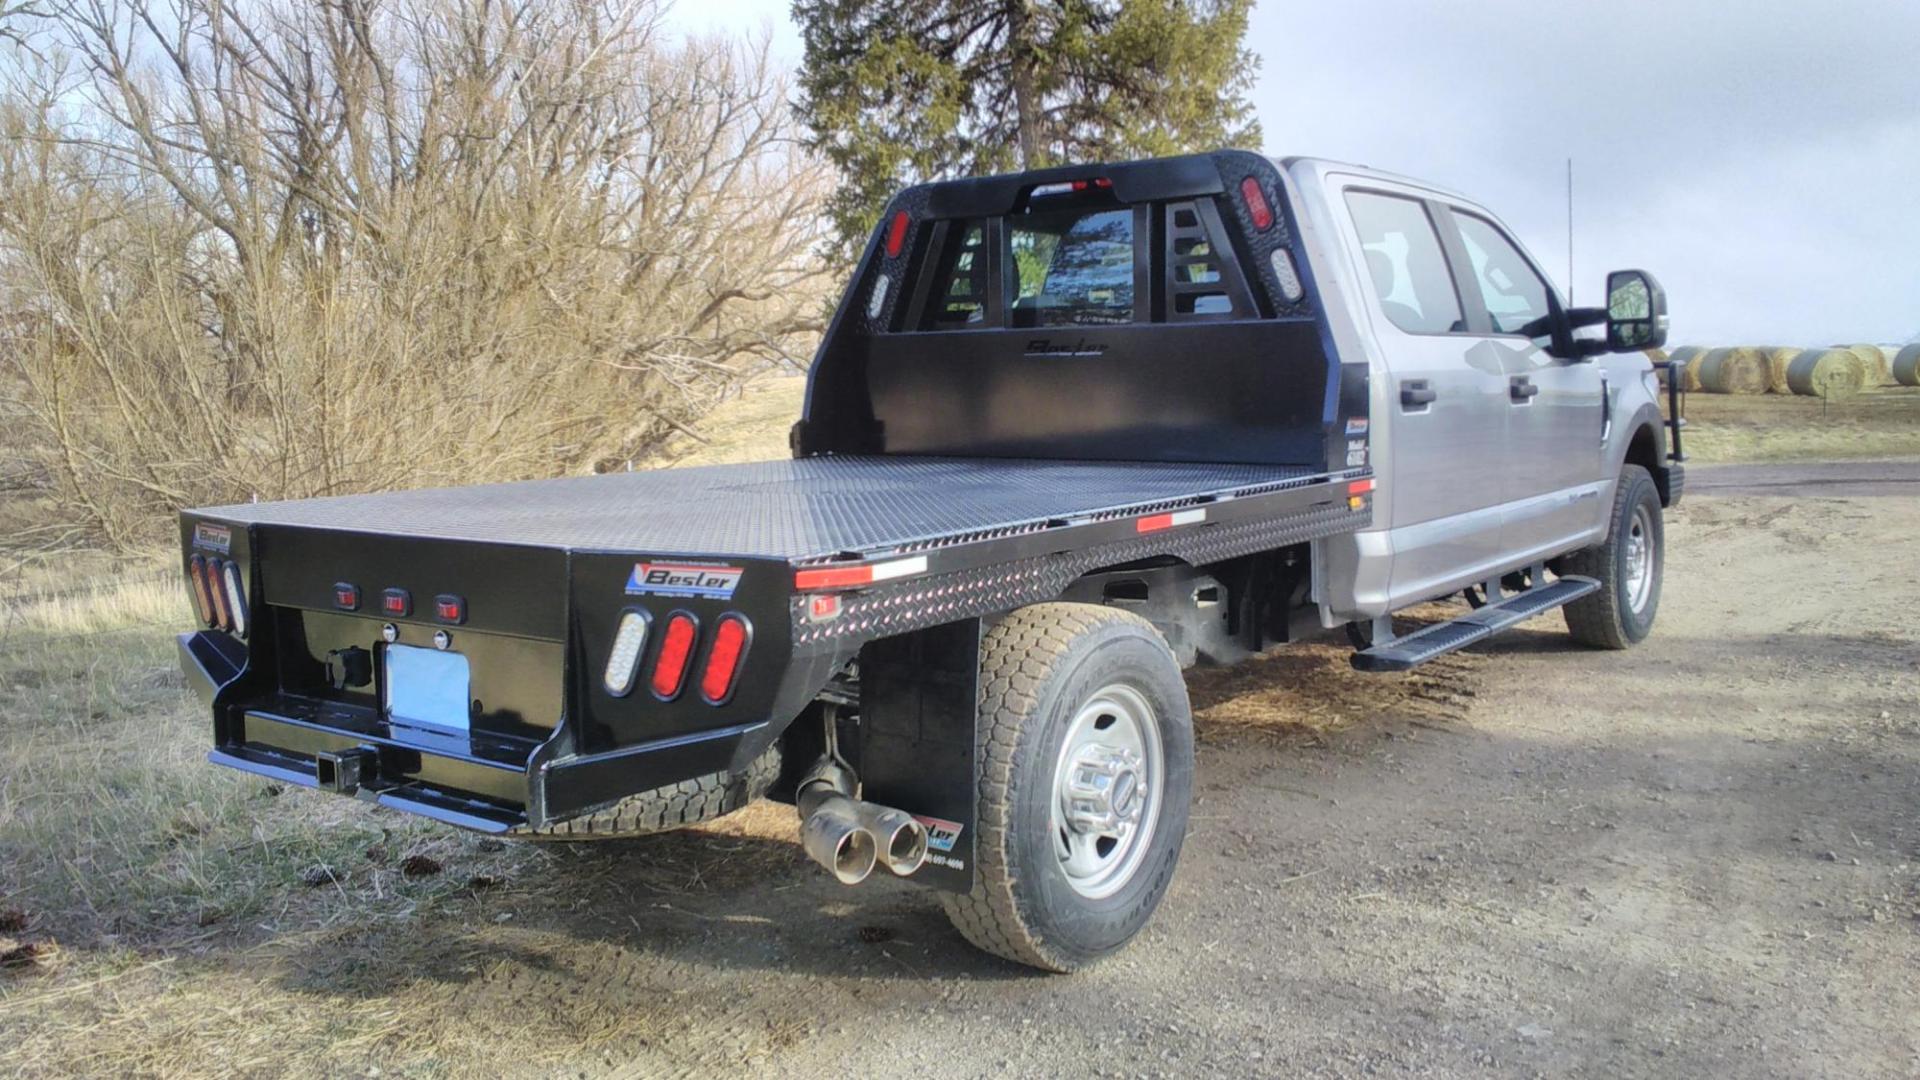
[670, 0, 1918, 346]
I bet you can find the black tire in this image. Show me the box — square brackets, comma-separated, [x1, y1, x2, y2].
[940, 603, 1194, 972]
[515, 745, 781, 840]
[1562, 464, 1664, 649]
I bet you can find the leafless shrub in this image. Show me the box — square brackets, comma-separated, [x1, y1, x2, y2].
[0, 0, 829, 546]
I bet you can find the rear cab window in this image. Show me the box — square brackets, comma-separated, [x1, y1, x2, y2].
[895, 183, 1261, 332]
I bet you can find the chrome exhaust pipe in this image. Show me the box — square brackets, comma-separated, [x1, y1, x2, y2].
[857, 802, 929, 877]
[798, 787, 878, 885]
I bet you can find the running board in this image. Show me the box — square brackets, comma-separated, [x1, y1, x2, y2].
[1351, 576, 1601, 672]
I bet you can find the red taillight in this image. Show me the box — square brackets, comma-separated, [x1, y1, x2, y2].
[1241, 176, 1274, 232]
[382, 588, 411, 618]
[188, 555, 216, 627]
[649, 612, 699, 699]
[699, 615, 751, 704]
[434, 594, 466, 625]
[884, 210, 910, 258]
[208, 559, 233, 631]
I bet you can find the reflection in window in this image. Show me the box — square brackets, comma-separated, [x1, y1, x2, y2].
[1343, 191, 1464, 334]
[1008, 208, 1135, 327]
[1454, 213, 1552, 337]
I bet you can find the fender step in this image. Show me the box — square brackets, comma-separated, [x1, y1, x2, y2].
[1351, 575, 1601, 673]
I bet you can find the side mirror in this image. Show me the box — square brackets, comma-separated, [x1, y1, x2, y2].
[1605, 269, 1668, 351]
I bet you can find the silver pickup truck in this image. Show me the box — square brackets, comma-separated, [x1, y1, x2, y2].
[177, 150, 1679, 973]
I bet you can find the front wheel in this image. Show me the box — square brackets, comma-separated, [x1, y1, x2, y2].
[1561, 464, 1664, 649]
[940, 603, 1193, 972]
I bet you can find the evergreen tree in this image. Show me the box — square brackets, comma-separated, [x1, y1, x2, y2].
[794, 0, 1262, 262]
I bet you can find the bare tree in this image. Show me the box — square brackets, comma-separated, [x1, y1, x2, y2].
[0, 0, 830, 546]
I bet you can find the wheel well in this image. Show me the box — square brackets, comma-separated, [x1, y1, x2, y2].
[1624, 423, 1669, 505]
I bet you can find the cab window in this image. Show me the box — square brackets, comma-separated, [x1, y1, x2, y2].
[1453, 213, 1552, 337]
[1007, 207, 1135, 327]
[1343, 191, 1464, 335]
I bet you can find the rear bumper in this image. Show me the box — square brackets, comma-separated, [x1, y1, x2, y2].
[201, 691, 779, 834]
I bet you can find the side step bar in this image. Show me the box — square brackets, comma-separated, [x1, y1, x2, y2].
[1351, 575, 1600, 672]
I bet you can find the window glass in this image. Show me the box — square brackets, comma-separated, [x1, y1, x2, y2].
[1007, 207, 1135, 327]
[923, 219, 989, 329]
[1454, 213, 1552, 337]
[1343, 191, 1463, 334]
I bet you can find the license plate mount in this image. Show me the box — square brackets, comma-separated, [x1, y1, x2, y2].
[384, 644, 472, 735]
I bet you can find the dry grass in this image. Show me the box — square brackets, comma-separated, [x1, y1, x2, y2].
[1675, 384, 1920, 464]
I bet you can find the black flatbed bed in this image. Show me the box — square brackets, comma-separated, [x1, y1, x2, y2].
[199, 456, 1331, 561]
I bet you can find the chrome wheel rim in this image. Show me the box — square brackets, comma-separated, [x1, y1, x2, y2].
[1624, 504, 1655, 614]
[1050, 684, 1163, 900]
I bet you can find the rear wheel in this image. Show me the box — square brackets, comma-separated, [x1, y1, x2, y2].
[1562, 465, 1664, 649]
[940, 603, 1193, 972]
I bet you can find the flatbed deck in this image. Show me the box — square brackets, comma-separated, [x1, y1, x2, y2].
[198, 456, 1331, 561]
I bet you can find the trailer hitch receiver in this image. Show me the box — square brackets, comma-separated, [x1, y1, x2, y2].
[314, 746, 379, 794]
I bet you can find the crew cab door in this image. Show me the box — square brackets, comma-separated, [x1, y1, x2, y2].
[1437, 208, 1606, 559]
[1336, 183, 1509, 604]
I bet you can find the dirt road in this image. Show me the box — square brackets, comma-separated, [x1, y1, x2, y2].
[8, 461, 1917, 1078]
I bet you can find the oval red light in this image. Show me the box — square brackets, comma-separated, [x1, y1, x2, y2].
[699, 615, 751, 704]
[884, 210, 910, 258]
[1240, 176, 1274, 232]
[650, 613, 699, 699]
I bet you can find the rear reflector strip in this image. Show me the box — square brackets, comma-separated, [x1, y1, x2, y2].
[794, 554, 929, 591]
[699, 615, 751, 704]
[221, 560, 249, 639]
[650, 612, 699, 699]
[1136, 508, 1208, 534]
[189, 555, 216, 627]
[1348, 478, 1375, 495]
[603, 610, 651, 697]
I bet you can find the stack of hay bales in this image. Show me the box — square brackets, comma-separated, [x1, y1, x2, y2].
[1763, 347, 1801, 394]
[1665, 345, 1708, 391]
[1894, 343, 1920, 387]
[1786, 347, 1866, 400]
[1840, 344, 1891, 387]
[1695, 346, 1770, 394]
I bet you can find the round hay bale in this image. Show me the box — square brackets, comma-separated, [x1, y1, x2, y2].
[1893, 343, 1920, 387]
[1762, 347, 1801, 394]
[1786, 348, 1866, 400]
[1664, 345, 1709, 392]
[1841, 343, 1890, 386]
[1695, 346, 1770, 394]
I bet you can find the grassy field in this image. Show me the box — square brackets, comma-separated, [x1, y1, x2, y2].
[1677, 383, 1920, 463]
[0, 371, 1913, 1076]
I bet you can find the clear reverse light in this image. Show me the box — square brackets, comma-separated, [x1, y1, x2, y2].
[603, 610, 651, 697]
[1270, 249, 1304, 303]
[220, 560, 249, 638]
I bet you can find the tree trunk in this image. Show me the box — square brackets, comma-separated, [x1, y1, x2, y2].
[1007, 0, 1042, 169]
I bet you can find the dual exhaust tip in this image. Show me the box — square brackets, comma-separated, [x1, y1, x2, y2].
[799, 790, 929, 885]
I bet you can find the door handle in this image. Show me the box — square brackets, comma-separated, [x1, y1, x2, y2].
[1400, 379, 1436, 408]
[1509, 376, 1539, 401]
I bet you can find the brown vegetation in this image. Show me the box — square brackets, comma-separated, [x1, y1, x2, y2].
[0, 0, 829, 547]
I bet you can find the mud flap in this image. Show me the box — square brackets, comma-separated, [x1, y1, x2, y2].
[856, 619, 978, 893]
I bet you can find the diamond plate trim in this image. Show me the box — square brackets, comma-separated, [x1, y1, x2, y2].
[792, 499, 1361, 647]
